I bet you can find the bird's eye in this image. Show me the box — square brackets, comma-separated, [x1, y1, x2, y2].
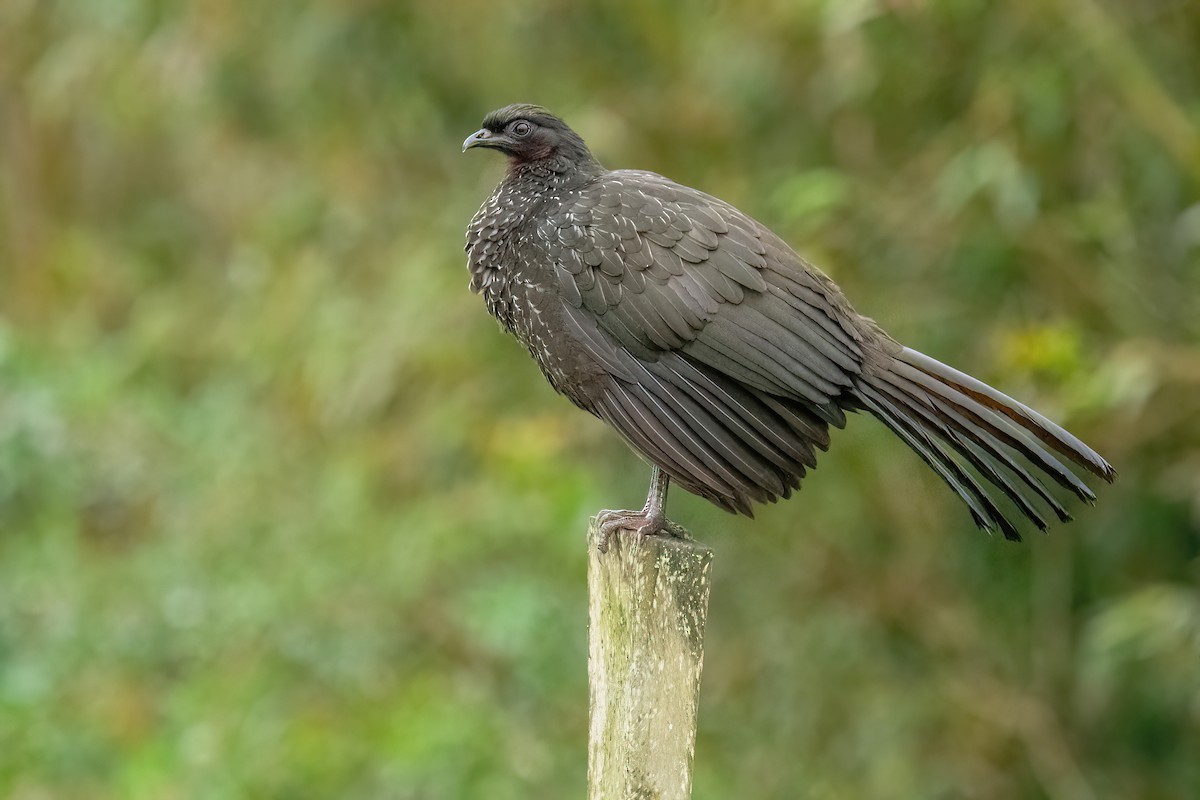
[511, 121, 533, 137]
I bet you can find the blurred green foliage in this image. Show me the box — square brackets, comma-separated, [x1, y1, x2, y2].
[1, 0, 1198, 797]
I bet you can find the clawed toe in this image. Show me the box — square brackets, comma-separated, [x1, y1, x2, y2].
[594, 508, 690, 553]
[595, 510, 640, 553]
[659, 519, 692, 541]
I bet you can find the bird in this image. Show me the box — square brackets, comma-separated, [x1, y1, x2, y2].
[463, 103, 1114, 549]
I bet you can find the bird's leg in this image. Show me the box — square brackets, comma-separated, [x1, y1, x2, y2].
[595, 466, 692, 553]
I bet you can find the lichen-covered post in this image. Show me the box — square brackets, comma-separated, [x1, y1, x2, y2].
[586, 519, 714, 800]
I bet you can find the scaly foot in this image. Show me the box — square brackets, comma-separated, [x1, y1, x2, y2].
[595, 507, 691, 553]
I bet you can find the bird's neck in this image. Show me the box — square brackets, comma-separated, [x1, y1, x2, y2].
[504, 154, 604, 194]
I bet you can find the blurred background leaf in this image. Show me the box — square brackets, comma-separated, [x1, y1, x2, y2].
[0, 0, 1197, 797]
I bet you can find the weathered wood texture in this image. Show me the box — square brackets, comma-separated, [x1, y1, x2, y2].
[587, 520, 714, 800]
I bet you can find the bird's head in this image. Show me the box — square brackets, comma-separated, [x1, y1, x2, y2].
[463, 104, 598, 172]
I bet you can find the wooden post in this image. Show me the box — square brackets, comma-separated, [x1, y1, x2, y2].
[587, 519, 714, 800]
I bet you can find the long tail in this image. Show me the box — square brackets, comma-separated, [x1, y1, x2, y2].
[853, 347, 1116, 540]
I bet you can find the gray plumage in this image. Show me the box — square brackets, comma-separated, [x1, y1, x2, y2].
[464, 104, 1114, 539]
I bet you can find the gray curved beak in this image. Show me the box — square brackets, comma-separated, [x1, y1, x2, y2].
[462, 128, 492, 152]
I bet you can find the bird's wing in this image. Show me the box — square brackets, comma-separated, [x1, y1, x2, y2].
[540, 169, 870, 423]
[538, 170, 875, 511]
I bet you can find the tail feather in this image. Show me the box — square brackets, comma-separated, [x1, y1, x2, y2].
[856, 382, 1022, 540]
[898, 348, 1116, 482]
[869, 374, 1050, 531]
[879, 368, 1073, 523]
[890, 359, 1098, 502]
[854, 346, 1114, 538]
[954, 434, 1051, 529]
